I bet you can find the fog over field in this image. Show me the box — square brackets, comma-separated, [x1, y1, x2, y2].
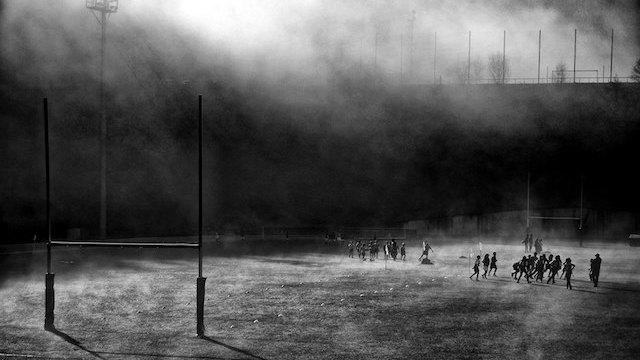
[1, 1, 639, 242]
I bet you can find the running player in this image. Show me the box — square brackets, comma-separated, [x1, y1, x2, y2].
[482, 254, 490, 279]
[490, 252, 497, 276]
[547, 255, 561, 284]
[470, 255, 481, 281]
[517, 256, 531, 283]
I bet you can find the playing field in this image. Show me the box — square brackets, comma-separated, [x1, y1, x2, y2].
[1, 238, 639, 359]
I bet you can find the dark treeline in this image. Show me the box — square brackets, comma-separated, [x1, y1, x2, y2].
[1, 4, 640, 243]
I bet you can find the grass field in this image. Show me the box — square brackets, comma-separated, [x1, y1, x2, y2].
[1, 238, 640, 359]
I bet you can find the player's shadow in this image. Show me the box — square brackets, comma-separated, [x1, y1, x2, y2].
[46, 326, 106, 359]
[200, 335, 269, 360]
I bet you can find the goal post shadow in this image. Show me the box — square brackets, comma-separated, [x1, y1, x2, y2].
[42, 95, 209, 337]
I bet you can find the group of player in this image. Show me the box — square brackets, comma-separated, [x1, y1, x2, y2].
[348, 239, 407, 261]
[469, 252, 498, 280]
[511, 252, 573, 287]
[470, 246, 603, 290]
[522, 233, 543, 253]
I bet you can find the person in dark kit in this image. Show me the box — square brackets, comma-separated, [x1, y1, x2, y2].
[591, 253, 602, 287]
[534, 238, 543, 253]
[355, 241, 361, 259]
[534, 254, 546, 282]
[361, 242, 368, 261]
[517, 256, 531, 283]
[559, 257, 568, 279]
[419, 242, 434, 262]
[482, 254, 490, 279]
[547, 255, 561, 284]
[512, 261, 520, 279]
[527, 252, 538, 277]
[490, 252, 498, 276]
[545, 253, 554, 276]
[391, 239, 398, 260]
[564, 258, 576, 289]
[369, 241, 375, 261]
[348, 242, 354, 258]
[400, 243, 406, 261]
[470, 255, 481, 281]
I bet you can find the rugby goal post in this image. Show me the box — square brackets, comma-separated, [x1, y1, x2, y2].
[42, 96, 208, 337]
[525, 172, 584, 241]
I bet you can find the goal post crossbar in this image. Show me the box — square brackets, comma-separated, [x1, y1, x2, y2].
[50, 240, 199, 248]
[528, 216, 581, 221]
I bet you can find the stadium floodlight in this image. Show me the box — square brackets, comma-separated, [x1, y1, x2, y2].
[86, 0, 119, 13]
[86, 0, 117, 240]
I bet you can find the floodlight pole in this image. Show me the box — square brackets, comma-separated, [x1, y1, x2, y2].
[400, 33, 404, 85]
[87, 2, 117, 240]
[502, 30, 506, 84]
[609, 29, 614, 82]
[579, 175, 584, 230]
[196, 94, 206, 338]
[433, 32, 437, 84]
[537, 30, 541, 84]
[44, 97, 55, 330]
[467, 30, 471, 84]
[573, 29, 577, 83]
[526, 172, 530, 231]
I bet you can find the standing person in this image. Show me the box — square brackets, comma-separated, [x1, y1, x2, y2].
[390, 239, 397, 260]
[361, 241, 368, 261]
[592, 254, 602, 287]
[348, 242, 354, 258]
[470, 255, 481, 281]
[400, 243, 406, 261]
[482, 254, 490, 279]
[522, 234, 529, 252]
[534, 238, 543, 253]
[490, 252, 498, 276]
[355, 241, 361, 259]
[528, 235, 534, 252]
[564, 258, 576, 290]
[369, 241, 375, 261]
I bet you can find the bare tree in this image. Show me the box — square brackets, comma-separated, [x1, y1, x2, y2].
[488, 53, 509, 84]
[632, 58, 640, 82]
[470, 58, 484, 83]
[552, 62, 567, 83]
[447, 57, 484, 84]
[447, 61, 468, 84]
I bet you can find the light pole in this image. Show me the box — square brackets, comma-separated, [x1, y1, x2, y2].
[86, 0, 118, 239]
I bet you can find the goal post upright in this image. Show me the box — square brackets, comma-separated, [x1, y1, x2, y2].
[44, 97, 55, 330]
[42, 94, 208, 335]
[196, 94, 206, 338]
[526, 172, 585, 240]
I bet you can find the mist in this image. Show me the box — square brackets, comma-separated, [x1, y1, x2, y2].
[1, 0, 639, 241]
